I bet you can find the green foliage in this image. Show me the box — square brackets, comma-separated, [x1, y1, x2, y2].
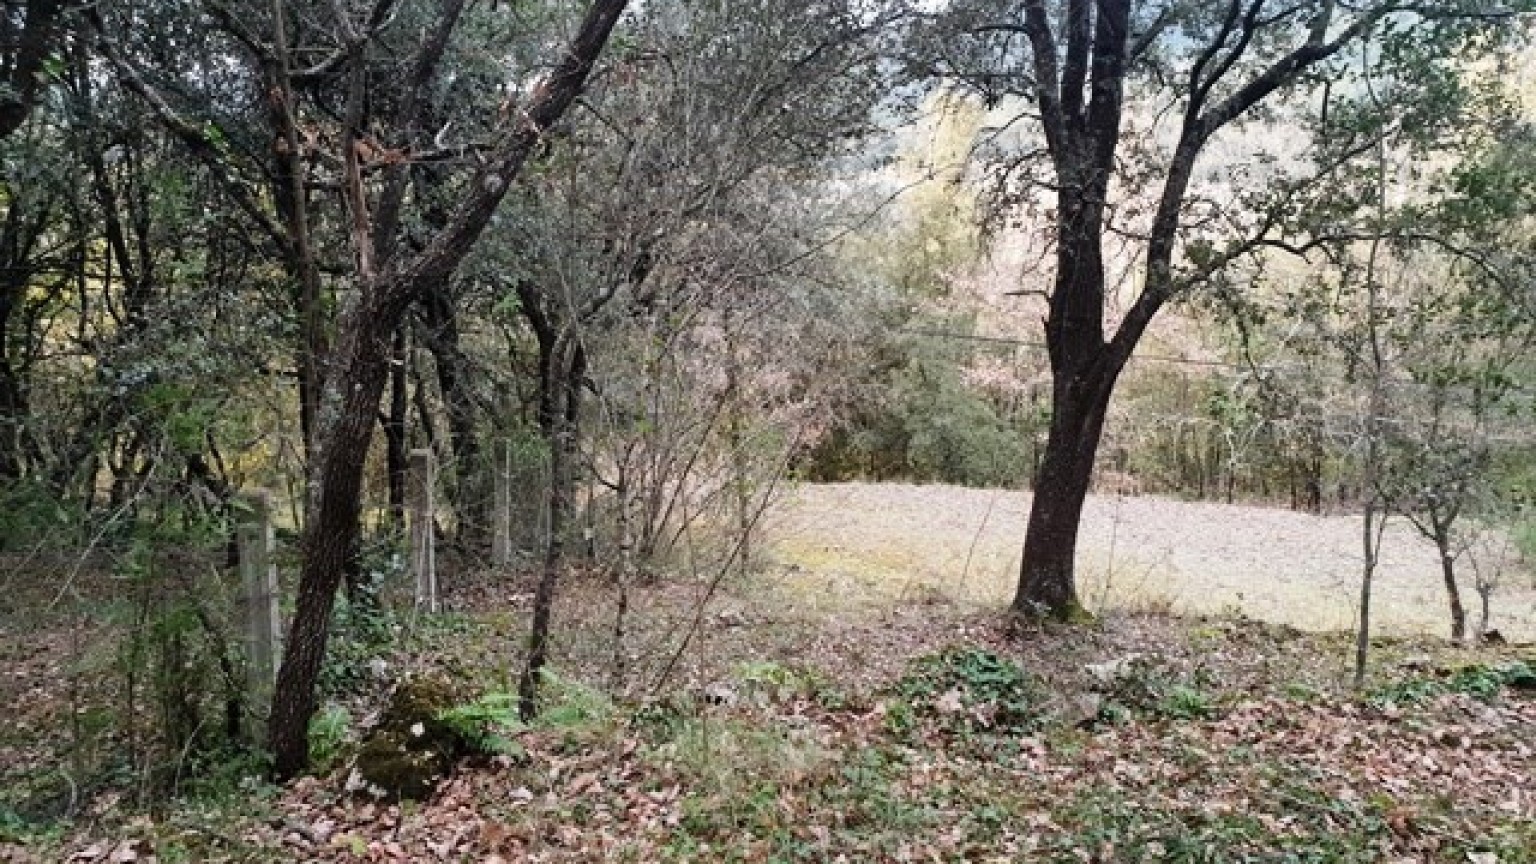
[1094, 656, 1219, 723]
[631, 695, 699, 745]
[1156, 684, 1214, 721]
[804, 322, 1033, 488]
[307, 705, 352, 774]
[893, 647, 1043, 737]
[819, 747, 930, 834]
[318, 589, 395, 700]
[535, 670, 615, 735]
[103, 511, 248, 801]
[1369, 661, 1534, 709]
[0, 479, 83, 551]
[437, 691, 525, 758]
[1513, 518, 1536, 568]
[732, 660, 845, 709]
[1045, 781, 1389, 863]
[648, 708, 832, 846]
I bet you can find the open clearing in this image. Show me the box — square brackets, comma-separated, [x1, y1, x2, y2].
[764, 482, 1536, 641]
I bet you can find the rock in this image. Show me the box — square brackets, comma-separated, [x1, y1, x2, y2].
[702, 683, 738, 706]
[1086, 653, 1146, 687]
[354, 738, 449, 802]
[353, 674, 468, 802]
[1069, 692, 1104, 728]
[1400, 654, 1435, 671]
[716, 609, 746, 628]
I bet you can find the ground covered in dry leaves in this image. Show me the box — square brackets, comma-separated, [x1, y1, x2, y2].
[4, 563, 1535, 863]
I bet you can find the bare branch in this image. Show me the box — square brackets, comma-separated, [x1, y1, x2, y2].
[1021, 0, 1066, 160]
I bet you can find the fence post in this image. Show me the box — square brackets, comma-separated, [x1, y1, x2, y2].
[492, 438, 512, 568]
[238, 489, 281, 734]
[409, 448, 438, 612]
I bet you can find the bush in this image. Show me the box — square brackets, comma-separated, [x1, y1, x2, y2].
[0, 479, 83, 551]
[307, 705, 353, 773]
[800, 320, 1036, 489]
[1090, 654, 1217, 722]
[437, 691, 524, 757]
[1368, 661, 1535, 709]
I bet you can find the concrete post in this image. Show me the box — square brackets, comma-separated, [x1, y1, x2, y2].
[492, 439, 512, 568]
[238, 490, 281, 729]
[408, 448, 438, 612]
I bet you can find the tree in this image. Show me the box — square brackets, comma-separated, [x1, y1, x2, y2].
[264, 0, 628, 777]
[916, 0, 1525, 619]
[0, 0, 67, 140]
[89, 0, 631, 776]
[488, 0, 891, 715]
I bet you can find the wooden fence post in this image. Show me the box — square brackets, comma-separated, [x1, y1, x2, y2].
[409, 448, 438, 612]
[492, 438, 512, 569]
[238, 489, 281, 732]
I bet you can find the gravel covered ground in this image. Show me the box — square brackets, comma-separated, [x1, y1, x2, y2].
[764, 482, 1536, 641]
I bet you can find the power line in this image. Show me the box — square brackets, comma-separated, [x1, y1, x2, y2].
[898, 327, 1536, 401]
[898, 328, 1273, 371]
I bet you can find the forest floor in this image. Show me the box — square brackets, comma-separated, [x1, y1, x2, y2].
[2, 485, 1535, 862]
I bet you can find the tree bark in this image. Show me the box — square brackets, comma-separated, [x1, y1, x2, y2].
[1436, 532, 1466, 645]
[518, 336, 584, 720]
[268, 290, 397, 777]
[419, 282, 484, 547]
[1015, 363, 1116, 618]
[1010, 0, 1128, 619]
[383, 327, 409, 531]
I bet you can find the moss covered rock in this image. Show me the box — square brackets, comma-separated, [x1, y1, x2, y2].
[351, 674, 468, 801]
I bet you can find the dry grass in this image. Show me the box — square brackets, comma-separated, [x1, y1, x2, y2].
[762, 482, 1536, 641]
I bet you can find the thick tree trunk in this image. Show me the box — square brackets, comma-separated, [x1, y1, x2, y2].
[1014, 365, 1115, 619]
[1013, 146, 1121, 619]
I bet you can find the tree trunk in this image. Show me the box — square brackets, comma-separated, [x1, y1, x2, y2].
[0, 0, 66, 140]
[383, 327, 409, 532]
[518, 338, 580, 721]
[1438, 541, 1466, 645]
[268, 297, 396, 778]
[1354, 497, 1378, 689]
[1014, 365, 1115, 619]
[419, 284, 483, 547]
[1476, 582, 1492, 639]
[0, 327, 24, 479]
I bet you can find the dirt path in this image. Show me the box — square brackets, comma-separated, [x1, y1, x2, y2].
[763, 482, 1536, 641]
